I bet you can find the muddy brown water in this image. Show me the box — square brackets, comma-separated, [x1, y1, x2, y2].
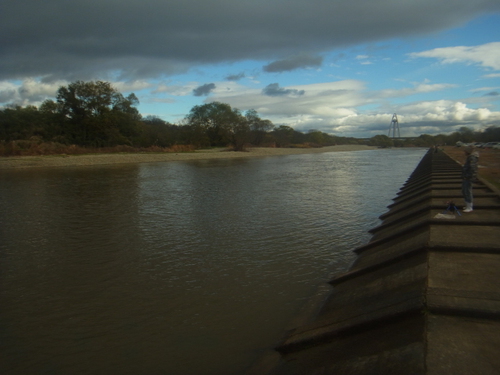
[0, 148, 426, 374]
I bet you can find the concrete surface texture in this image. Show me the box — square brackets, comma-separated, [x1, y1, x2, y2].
[269, 148, 500, 375]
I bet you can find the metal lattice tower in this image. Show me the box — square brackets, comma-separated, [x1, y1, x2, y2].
[388, 113, 400, 138]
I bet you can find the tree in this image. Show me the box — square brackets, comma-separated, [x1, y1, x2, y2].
[138, 116, 179, 147]
[481, 125, 500, 142]
[272, 125, 295, 147]
[0, 105, 51, 141]
[306, 130, 325, 145]
[458, 127, 475, 143]
[55, 81, 141, 146]
[414, 134, 436, 147]
[245, 109, 274, 146]
[39, 99, 66, 142]
[368, 134, 393, 147]
[229, 116, 251, 151]
[185, 102, 249, 149]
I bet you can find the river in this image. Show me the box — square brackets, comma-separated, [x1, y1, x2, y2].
[0, 148, 427, 374]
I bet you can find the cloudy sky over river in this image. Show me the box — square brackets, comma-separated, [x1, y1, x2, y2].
[1, 0, 499, 137]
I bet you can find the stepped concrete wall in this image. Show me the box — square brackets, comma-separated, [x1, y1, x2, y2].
[269, 148, 500, 374]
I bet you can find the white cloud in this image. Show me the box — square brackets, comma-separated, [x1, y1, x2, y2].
[408, 42, 500, 71]
[0, 78, 66, 106]
[393, 100, 500, 132]
[113, 80, 152, 93]
[471, 86, 500, 92]
[0, 78, 153, 106]
[483, 73, 500, 78]
[377, 81, 457, 99]
[153, 82, 200, 96]
[208, 78, 500, 137]
[210, 80, 367, 117]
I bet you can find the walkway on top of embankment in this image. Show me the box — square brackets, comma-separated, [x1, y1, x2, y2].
[267, 148, 500, 375]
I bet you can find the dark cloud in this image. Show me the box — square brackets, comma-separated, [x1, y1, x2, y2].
[263, 83, 305, 97]
[193, 83, 216, 96]
[263, 55, 323, 73]
[226, 73, 246, 81]
[1, 0, 499, 80]
[484, 91, 499, 96]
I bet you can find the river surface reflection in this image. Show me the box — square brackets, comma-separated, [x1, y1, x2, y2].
[0, 148, 426, 374]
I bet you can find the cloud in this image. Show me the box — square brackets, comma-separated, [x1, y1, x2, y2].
[154, 82, 198, 96]
[208, 79, 500, 137]
[483, 73, 500, 78]
[263, 54, 323, 73]
[262, 83, 305, 97]
[408, 42, 500, 70]
[484, 91, 499, 96]
[470, 86, 499, 92]
[211, 80, 367, 120]
[226, 73, 245, 81]
[377, 81, 457, 99]
[1, 0, 498, 80]
[0, 79, 66, 106]
[291, 100, 500, 137]
[0, 78, 152, 106]
[113, 80, 152, 93]
[193, 83, 216, 96]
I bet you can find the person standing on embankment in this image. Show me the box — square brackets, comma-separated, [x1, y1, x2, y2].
[462, 146, 479, 213]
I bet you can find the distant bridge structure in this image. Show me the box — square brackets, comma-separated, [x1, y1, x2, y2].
[388, 113, 401, 138]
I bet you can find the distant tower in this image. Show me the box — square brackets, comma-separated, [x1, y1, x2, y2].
[388, 113, 400, 138]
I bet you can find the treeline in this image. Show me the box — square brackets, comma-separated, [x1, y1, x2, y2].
[0, 80, 499, 156]
[0, 81, 365, 156]
[370, 125, 500, 148]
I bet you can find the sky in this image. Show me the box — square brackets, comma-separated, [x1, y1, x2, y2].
[1, 0, 500, 138]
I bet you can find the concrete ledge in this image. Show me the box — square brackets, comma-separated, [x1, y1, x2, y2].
[267, 148, 500, 374]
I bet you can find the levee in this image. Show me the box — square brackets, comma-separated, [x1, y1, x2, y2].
[269, 148, 500, 374]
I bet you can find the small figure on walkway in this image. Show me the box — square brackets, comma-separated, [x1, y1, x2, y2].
[462, 146, 479, 213]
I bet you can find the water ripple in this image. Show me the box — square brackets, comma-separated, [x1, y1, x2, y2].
[0, 148, 427, 374]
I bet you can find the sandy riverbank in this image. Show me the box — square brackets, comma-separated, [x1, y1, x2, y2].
[0, 145, 377, 169]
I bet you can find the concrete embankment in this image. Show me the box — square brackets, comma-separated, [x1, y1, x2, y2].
[269, 148, 500, 374]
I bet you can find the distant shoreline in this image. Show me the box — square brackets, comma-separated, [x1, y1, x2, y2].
[0, 145, 377, 169]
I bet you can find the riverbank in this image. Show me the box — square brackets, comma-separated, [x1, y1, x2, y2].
[0, 145, 376, 169]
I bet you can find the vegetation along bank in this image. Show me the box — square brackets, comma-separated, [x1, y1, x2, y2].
[1, 80, 499, 157]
